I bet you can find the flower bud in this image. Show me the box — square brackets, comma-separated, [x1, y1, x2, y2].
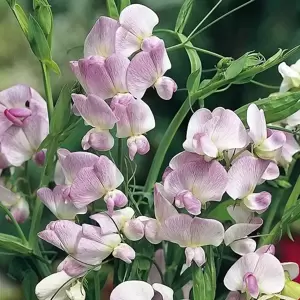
[154, 76, 177, 100]
[175, 190, 201, 215]
[82, 128, 114, 151]
[127, 135, 150, 161]
[123, 219, 144, 241]
[7, 197, 30, 224]
[112, 243, 135, 264]
[33, 149, 46, 166]
[104, 190, 128, 215]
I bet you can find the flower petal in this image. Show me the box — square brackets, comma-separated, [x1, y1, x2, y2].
[152, 283, 174, 300]
[247, 104, 267, 145]
[244, 192, 272, 212]
[227, 204, 253, 224]
[154, 76, 177, 100]
[0, 184, 18, 207]
[261, 161, 280, 181]
[281, 262, 299, 280]
[82, 128, 114, 151]
[169, 151, 202, 170]
[230, 238, 257, 256]
[259, 130, 286, 152]
[112, 243, 136, 263]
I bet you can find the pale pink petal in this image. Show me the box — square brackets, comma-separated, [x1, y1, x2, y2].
[127, 135, 150, 160]
[169, 151, 202, 170]
[70, 60, 88, 92]
[184, 247, 194, 266]
[262, 161, 280, 181]
[71, 93, 117, 129]
[152, 283, 174, 300]
[82, 224, 104, 243]
[104, 189, 128, 214]
[110, 281, 154, 300]
[84, 16, 119, 58]
[148, 249, 165, 284]
[9, 198, 30, 223]
[282, 262, 299, 280]
[225, 291, 243, 300]
[210, 108, 248, 151]
[286, 110, 300, 127]
[0, 185, 18, 207]
[119, 4, 158, 37]
[154, 76, 177, 100]
[123, 219, 144, 241]
[224, 252, 259, 292]
[82, 128, 114, 151]
[112, 243, 135, 263]
[244, 192, 271, 212]
[144, 219, 161, 244]
[38, 229, 63, 251]
[58, 256, 89, 277]
[255, 244, 275, 256]
[193, 247, 206, 267]
[227, 205, 253, 224]
[259, 130, 286, 151]
[192, 132, 218, 158]
[247, 104, 267, 145]
[226, 156, 269, 199]
[190, 217, 224, 246]
[224, 218, 263, 245]
[244, 273, 259, 298]
[254, 253, 285, 294]
[230, 238, 257, 256]
[174, 190, 201, 215]
[277, 132, 300, 167]
[33, 149, 46, 166]
[115, 27, 142, 57]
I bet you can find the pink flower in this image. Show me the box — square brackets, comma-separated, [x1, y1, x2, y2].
[247, 104, 286, 160]
[37, 186, 87, 220]
[183, 107, 248, 160]
[72, 94, 118, 151]
[68, 155, 127, 213]
[224, 205, 263, 255]
[112, 243, 136, 263]
[164, 158, 228, 215]
[112, 97, 155, 160]
[278, 60, 300, 92]
[0, 85, 49, 166]
[226, 156, 272, 213]
[224, 252, 285, 298]
[115, 4, 159, 57]
[160, 214, 224, 267]
[127, 38, 177, 100]
[84, 16, 119, 59]
[0, 183, 29, 223]
[110, 281, 173, 300]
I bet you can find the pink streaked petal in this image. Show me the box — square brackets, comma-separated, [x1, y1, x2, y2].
[154, 76, 177, 100]
[104, 189, 128, 214]
[70, 60, 88, 92]
[224, 252, 259, 292]
[244, 192, 271, 212]
[144, 219, 161, 244]
[254, 253, 285, 294]
[169, 151, 203, 170]
[247, 104, 267, 145]
[38, 229, 63, 251]
[123, 219, 144, 241]
[58, 256, 89, 277]
[226, 156, 269, 200]
[141, 36, 162, 51]
[190, 217, 224, 247]
[115, 27, 141, 57]
[72, 93, 117, 129]
[227, 204, 253, 224]
[127, 135, 150, 160]
[175, 190, 201, 215]
[278, 132, 300, 167]
[255, 244, 275, 256]
[82, 128, 114, 151]
[224, 218, 263, 245]
[82, 224, 103, 243]
[119, 4, 158, 39]
[192, 132, 218, 158]
[84, 16, 119, 58]
[230, 238, 257, 256]
[9, 198, 30, 223]
[244, 273, 259, 299]
[261, 161, 280, 181]
[259, 130, 286, 151]
[110, 281, 154, 300]
[112, 243, 136, 264]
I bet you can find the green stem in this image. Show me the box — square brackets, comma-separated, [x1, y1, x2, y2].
[184, 45, 224, 58]
[41, 62, 54, 119]
[0, 202, 27, 245]
[118, 139, 125, 176]
[250, 80, 280, 89]
[284, 175, 300, 213]
[94, 270, 101, 300]
[192, 264, 204, 300]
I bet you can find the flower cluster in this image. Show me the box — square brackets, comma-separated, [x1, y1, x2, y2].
[70, 4, 176, 159]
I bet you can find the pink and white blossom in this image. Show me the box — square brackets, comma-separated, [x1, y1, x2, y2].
[127, 38, 177, 100]
[247, 104, 286, 160]
[160, 214, 224, 267]
[226, 156, 272, 213]
[224, 252, 285, 298]
[278, 60, 300, 92]
[115, 4, 159, 57]
[183, 108, 248, 160]
[164, 158, 228, 215]
[110, 281, 173, 300]
[72, 94, 118, 151]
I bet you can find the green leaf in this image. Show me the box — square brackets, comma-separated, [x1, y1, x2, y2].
[175, 0, 194, 33]
[0, 233, 31, 255]
[13, 4, 29, 36]
[286, 225, 294, 241]
[45, 59, 61, 75]
[35, 3, 53, 37]
[106, 0, 119, 19]
[22, 269, 38, 300]
[120, 0, 131, 11]
[6, 0, 16, 8]
[275, 179, 292, 189]
[235, 91, 300, 124]
[225, 53, 248, 80]
[187, 69, 201, 94]
[264, 48, 283, 67]
[50, 85, 71, 135]
[28, 15, 51, 62]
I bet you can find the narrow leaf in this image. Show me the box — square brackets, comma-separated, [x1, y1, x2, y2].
[120, 0, 131, 11]
[13, 4, 29, 36]
[225, 53, 248, 80]
[106, 0, 119, 19]
[45, 59, 61, 75]
[187, 69, 201, 94]
[175, 0, 194, 33]
[22, 269, 39, 300]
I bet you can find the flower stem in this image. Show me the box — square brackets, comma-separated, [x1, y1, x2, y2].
[94, 270, 101, 300]
[0, 202, 27, 245]
[184, 45, 224, 59]
[250, 80, 280, 89]
[41, 62, 54, 120]
[284, 174, 300, 214]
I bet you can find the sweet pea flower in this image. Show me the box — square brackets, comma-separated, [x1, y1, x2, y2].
[0, 85, 49, 166]
[183, 108, 248, 160]
[225, 291, 246, 300]
[115, 4, 159, 57]
[89, 207, 144, 241]
[0, 152, 10, 175]
[68, 155, 127, 213]
[37, 186, 87, 220]
[281, 262, 300, 299]
[110, 281, 173, 300]
[278, 60, 300, 92]
[35, 271, 85, 300]
[71, 94, 118, 151]
[224, 205, 263, 255]
[112, 97, 155, 160]
[160, 214, 224, 267]
[275, 132, 300, 168]
[127, 38, 177, 100]
[38, 220, 121, 275]
[284, 110, 300, 128]
[164, 158, 228, 215]
[84, 16, 119, 59]
[0, 183, 29, 223]
[144, 183, 178, 244]
[247, 104, 286, 160]
[226, 156, 272, 213]
[224, 252, 285, 298]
